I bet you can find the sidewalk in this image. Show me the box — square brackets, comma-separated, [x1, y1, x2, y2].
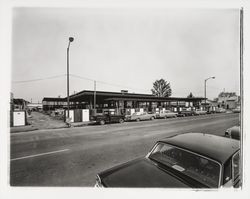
[10, 111, 93, 133]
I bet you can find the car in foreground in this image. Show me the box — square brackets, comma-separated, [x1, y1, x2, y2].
[126, 111, 156, 122]
[225, 126, 240, 140]
[95, 133, 240, 188]
[156, 110, 178, 119]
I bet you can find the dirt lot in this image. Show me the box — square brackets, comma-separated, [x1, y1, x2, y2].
[27, 111, 67, 130]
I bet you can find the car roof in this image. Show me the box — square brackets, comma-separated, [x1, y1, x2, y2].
[160, 133, 240, 164]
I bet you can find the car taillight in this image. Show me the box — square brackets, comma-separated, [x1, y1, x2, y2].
[94, 175, 104, 187]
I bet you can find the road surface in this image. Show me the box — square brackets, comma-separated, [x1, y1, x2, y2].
[10, 113, 240, 186]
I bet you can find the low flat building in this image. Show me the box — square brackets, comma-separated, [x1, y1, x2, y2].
[42, 97, 67, 111]
[42, 90, 205, 114]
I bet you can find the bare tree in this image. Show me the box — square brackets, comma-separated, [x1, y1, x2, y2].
[151, 79, 172, 97]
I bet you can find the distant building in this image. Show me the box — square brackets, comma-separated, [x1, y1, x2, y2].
[217, 92, 240, 109]
[203, 92, 240, 110]
[27, 102, 43, 111]
[13, 98, 29, 110]
[42, 97, 67, 111]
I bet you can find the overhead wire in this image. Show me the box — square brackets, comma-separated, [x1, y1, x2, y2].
[69, 73, 150, 93]
[12, 73, 150, 93]
[12, 74, 66, 83]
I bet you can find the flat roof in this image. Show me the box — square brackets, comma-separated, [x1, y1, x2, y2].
[69, 90, 205, 102]
[42, 97, 66, 102]
[161, 133, 240, 164]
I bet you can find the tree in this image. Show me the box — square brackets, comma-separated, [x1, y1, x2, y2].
[187, 92, 194, 98]
[151, 78, 172, 97]
[218, 92, 236, 98]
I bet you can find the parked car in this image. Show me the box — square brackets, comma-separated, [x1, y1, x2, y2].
[225, 126, 240, 140]
[232, 107, 240, 113]
[95, 133, 240, 188]
[92, 112, 125, 125]
[207, 110, 216, 114]
[177, 109, 194, 117]
[216, 108, 226, 113]
[126, 112, 156, 122]
[156, 110, 177, 119]
[194, 109, 207, 115]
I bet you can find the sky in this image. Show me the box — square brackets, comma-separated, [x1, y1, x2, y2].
[11, 7, 240, 103]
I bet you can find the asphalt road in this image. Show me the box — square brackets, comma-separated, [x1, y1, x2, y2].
[10, 113, 240, 186]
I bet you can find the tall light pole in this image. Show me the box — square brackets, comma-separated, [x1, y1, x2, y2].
[204, 76, 215, 111]
[67, 37, 74, 120]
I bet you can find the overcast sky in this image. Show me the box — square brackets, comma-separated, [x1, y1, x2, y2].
[11, 8, 240, 102]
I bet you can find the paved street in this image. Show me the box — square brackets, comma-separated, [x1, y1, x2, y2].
[10, 113, 240, 187]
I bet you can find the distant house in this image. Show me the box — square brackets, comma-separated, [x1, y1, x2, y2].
[13, 98, 29, 110]
[217, 92, 240, 109]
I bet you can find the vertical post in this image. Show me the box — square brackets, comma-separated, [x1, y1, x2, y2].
[204, 79, 206, 111]
[240, 8, 243, 109]
[94, 80, 96, 115]
[66, 37, 74, 122]
[67, 45, 70, 119]
[204, 76, 215, 111]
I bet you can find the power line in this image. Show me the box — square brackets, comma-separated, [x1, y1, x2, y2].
[69, 74, 95, 82]
[12, 73, 150, 93]
[12, 74, 66, 83]
[70, 73, 150, 93]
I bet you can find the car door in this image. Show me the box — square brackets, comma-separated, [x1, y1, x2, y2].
[141, 112, 147, 120]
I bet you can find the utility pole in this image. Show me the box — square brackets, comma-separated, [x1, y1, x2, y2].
[204, 76, 215, 111]
[67, 37, 74, 121]
[94, 80, 96, 115]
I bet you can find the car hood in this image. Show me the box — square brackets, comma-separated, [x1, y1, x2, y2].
[99, 158, 190, 188]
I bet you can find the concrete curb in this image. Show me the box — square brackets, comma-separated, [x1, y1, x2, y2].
[10, 126, 39, 133]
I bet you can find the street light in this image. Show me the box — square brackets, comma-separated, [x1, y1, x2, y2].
[204, 76, 215, 111]
[67, 37, 74, 122]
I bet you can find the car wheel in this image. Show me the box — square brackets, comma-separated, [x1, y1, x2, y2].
[99, 120, 105, 125]
[151, 117, 155, 120]
[119, 118, 124, 123]
[136, 118, 140, 122]
[164, 116, 167, 119]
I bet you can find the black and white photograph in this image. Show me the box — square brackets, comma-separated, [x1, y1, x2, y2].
[0, 0, 250, 199]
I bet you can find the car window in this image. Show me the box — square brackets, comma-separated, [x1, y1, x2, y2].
[223, 159, 232, 184]
[149, 143, 221, 187]
[232, 152, 240, 180]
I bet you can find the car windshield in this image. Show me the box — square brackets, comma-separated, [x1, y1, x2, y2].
[148, 143, 221, 187]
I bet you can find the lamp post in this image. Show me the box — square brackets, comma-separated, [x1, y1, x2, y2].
[67, 37, 74, 121]
[204, 76, 215, 111]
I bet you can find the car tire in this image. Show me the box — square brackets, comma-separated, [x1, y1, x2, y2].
[151, 117, 155, 120]
[136, 118, 140, 122]
[164, 116, 167, 119]
[119, 118, 124, 123]
[99, 120, 105, 125]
